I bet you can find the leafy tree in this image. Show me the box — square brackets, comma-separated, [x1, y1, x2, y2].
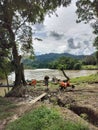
[95, 51, 98, 64]
[74, 63, 81, 70]
[48, 56, 81, 70]
[76, 0, 98, 62]
[0, 0, 71, 96]
[82, 55, 96, 65]
[0, 22, 13, 83]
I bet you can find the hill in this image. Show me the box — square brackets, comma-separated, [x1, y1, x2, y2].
[36, 53, 85, 62]
[23, 52, 85, 69]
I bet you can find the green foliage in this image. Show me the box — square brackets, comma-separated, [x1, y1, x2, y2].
[76, 0, 98, 63]
[71, 73, 98, 84]
[49, 56, 81, 70]
[76, 0, 95, 24]
[0, 0, 72, 84]
[0, 0, 71, 56]
[0, 28, 11, 58]
[82, 65, 98, 70]
[5, 105, 89, 130]
[0, 68, 5, 79]
[23, 54, 83, 69]
[0, 58, 13, 79]
[95, 51, 98, 64]
[23, 53, 84, 69]
[74, 63, 82, 70]
[82, 55, 96, 65]
[0, 0, 72, 83]
[94, 37, 98, 49]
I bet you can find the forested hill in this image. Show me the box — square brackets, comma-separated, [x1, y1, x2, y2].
[23, 53, 86, 69]
[36, 53, 84, 62]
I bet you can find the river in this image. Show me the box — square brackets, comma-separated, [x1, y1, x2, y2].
[8, 69, 97, 83]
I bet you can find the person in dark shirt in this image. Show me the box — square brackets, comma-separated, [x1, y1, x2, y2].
[44, 75, 49, 90]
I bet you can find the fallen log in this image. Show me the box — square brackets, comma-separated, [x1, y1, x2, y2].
[17, 92, 47, 106]
[29, 93, 47, 104]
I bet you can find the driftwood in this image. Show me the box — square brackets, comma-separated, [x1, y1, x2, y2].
[29, 93, 47, 104]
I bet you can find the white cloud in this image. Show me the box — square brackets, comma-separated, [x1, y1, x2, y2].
[33, 0, 96, 55]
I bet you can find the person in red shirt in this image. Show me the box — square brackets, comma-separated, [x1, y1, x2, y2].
[28, 79, 37, 88]
[59, 79, 75, 91]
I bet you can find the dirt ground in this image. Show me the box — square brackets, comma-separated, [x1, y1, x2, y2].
[0, 83, 98, 130]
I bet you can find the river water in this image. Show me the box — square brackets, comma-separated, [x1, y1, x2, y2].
[8, 69, 97, 83]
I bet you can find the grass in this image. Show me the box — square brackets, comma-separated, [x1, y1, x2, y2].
[0, 97, 16, 120]
[82, 65, 98, 70]
[70, 73, 98, 84]
[5, 105, 89, 130]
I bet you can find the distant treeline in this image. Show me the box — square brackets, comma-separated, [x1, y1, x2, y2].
[0, 53, 97, 79]
[23, 53, 97, 70]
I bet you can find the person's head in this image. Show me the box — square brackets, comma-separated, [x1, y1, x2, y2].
[58, 79, 60, 82]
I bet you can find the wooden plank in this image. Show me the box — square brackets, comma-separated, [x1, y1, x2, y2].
[17, 93, 47, 106]
[29, 93, 47, 104]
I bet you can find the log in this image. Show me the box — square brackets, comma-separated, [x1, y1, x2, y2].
[29, 93, 47, 104]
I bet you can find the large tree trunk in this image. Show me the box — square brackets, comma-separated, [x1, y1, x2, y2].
[12, 32, 27, 86]
[3, 1, 27, 97]
[13, 54, 26, 86]
[6, 54, 27, 97]
[5, 32, 27, 97]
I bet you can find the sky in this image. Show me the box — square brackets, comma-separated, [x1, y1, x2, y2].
[33, 0, 96, 56]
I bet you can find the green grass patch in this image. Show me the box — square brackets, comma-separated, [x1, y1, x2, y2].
[5, 105, 89, 130]
[70, 73, 98, 84]
[0, 97, 16, 120]
[82, 65, 98, 70]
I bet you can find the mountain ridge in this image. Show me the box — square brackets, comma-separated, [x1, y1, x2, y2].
[23, 52, 94, 68]
[35, 52, 86, 61]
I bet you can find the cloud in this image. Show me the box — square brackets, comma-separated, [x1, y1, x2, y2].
[33, 0, 96, 55]
[49, 31, 64, 40]
[33, 23, 45, 31]
[67, 38, 81, 49]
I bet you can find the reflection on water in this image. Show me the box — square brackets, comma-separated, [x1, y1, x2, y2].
[8, 69, 97, 83]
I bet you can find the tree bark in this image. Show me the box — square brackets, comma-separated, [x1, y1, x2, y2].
[3, 0, 27, 97]
[13, 55, 26, 86]
[5, 29, 27, 97]
[6, 53, 27, 97]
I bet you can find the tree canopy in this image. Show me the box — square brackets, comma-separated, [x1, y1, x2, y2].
[0, 0, 71, 61]
[0, 0, 71, 96]
[76, 0, 98, 57]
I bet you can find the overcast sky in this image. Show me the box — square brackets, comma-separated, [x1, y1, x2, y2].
[33, 0, 96, 55]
